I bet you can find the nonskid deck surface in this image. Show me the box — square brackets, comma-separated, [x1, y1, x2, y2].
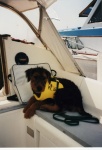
[36, 110, 102, 147]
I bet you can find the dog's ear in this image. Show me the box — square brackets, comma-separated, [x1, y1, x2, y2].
[45, 69, 51, 83]
[25, 68, 33, 82]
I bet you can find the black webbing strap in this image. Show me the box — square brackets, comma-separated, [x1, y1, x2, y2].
[56, 80, 59, 91]
[7, 94, 18, 101]
[50, 77, 59, 91]
[53, 111, 99, 126]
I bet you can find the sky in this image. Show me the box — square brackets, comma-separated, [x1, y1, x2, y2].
[0, 0, 92, 41]
[48, 0, 92, 29]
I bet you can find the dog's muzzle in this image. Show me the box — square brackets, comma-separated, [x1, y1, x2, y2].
[37, 86, 43, 92]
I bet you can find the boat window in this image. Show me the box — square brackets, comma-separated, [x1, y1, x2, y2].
[0, 7, 42, 44]
[75, 37, 84, 50]
[23, 9, 39, 30]
[63, 37, 84, 50]
[66, 38, 76, 49]
[70, 38, 78, 49]
[79, 0, 96, 17]
[89, 1, 102, 23]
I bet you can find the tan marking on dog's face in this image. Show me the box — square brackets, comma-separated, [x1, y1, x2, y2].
[31, 71, 48, 94]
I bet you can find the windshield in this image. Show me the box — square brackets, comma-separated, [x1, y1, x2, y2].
[0, 7, 42, 45]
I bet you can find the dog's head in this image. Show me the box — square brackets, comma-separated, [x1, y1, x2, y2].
[25, 67, 51, 94]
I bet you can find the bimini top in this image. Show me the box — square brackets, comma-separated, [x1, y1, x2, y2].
[0, 0, 57, 12]
[0, 0, 83, 76]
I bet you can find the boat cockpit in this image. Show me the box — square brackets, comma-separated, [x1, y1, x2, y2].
[0, 0, 102, 147]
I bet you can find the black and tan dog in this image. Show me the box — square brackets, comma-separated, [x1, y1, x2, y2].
[23, 67, 89, 118]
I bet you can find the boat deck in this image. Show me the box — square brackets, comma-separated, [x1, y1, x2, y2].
[0, 100, 102, 147]
[75, 58, 97, 80]
[36, 110, 102, 147]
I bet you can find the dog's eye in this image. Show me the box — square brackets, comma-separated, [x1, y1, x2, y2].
[33, 75, 46, 80]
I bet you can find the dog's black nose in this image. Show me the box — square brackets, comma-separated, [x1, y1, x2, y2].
[37, 86, 42, 92]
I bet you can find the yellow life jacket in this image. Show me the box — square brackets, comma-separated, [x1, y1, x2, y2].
[34, 80, 63, 101]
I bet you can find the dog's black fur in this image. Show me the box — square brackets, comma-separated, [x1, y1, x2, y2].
[23, 67, 90, 118]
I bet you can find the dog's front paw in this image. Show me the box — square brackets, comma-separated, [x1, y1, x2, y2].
[23, 97, 35, 114]
[23, 107, 28, 113]
[24, 103, 36, 119]
[24, 110, 35, 119]
[24, 108, 36, 119]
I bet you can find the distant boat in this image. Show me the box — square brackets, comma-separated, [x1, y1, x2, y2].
[59, 0, 102, 80]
